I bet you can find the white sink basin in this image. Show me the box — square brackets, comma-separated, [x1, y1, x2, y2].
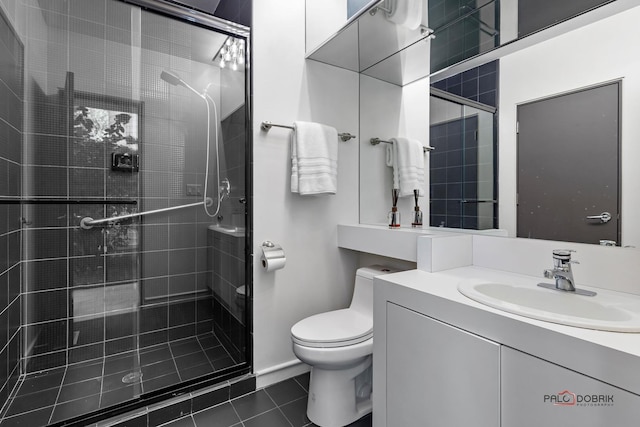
[457, 280, 640, 332]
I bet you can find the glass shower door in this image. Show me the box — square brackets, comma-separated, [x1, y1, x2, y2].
[429, 95, 496, 229]
[5, 0, 249, 425]
[68, 78, 144, 405]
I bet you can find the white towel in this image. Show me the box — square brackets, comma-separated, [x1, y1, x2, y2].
[291, 121, 338, 195]
[391, 137, 425, 197]
[385, 0, 423, 30]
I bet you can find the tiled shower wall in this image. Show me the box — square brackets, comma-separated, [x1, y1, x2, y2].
[210, 106, 247, 363]
[430, 115, 482, 228]
[20, 0, 226, 372]
[431, 60, 498, 108]
[210, 228, 245, 362]
[429, 0, 499, 73]
[217, 106, 246, 228]
[0, 7, 23, 405]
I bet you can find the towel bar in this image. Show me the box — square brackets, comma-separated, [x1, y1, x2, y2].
[370, 137, 434, 153]
[261, 121, 356, 142]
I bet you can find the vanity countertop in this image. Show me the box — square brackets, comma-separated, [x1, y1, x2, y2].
[337, 224, 507, 262]
[374, 266, 640, 395]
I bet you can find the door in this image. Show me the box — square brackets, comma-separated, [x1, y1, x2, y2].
[516, 82, 620, 244]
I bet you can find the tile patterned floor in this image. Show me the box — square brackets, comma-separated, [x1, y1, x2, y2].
[0, 332, 238, 426]
[158, 373, 373, 427]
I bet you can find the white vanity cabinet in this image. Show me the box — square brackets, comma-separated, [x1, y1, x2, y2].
[382, 302, 640, 426]
[501, 347, 640, 426]
[375, 269, 640, 427]
[385, 303, 501, 426]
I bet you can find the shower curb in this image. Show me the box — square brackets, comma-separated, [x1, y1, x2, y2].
[90, 373, 255, 427]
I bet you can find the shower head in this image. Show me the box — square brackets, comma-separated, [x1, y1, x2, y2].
[160, 70, 203, 98]
[160, 71, 221, 219]
[160, 70, 184, 86]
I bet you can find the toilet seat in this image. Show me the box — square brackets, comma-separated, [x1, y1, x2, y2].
[291, 308, 372, 348]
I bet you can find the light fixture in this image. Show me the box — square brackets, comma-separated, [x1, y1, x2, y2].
[214, 37, 245, 71]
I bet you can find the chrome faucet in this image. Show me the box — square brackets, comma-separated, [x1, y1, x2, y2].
[219, 178, 230, 202]
[543, 249, 577, 291]
[539, 249, 596, 296]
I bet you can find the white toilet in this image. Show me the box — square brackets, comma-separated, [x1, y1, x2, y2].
[291, 265, 398, 427]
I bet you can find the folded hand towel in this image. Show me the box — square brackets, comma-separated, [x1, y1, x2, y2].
[291, 121, 338, 195]
[391, 137, 425, 197]
[385, 0, 423, 30]
[385, 143, 394, 167]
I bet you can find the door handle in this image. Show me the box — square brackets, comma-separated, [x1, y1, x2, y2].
[586, 212, 612, 223]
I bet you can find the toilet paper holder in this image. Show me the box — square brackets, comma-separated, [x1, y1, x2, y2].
[261, 240, 286, 272]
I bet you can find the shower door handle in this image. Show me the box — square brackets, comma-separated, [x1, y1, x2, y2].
[586, 212, 612, 223]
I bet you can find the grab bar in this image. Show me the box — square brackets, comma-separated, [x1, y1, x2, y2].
[461, 199, 497, 204]
[79, 198, 212, 229]
[370, 137, 434, 153]
[0, 198, 137, 205]
[261, 121, 356, 142]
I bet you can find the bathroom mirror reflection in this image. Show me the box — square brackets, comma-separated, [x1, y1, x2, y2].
[489, 5, 640, 248]
[306, 0, 614, 86]
[359, 2, 640, 248]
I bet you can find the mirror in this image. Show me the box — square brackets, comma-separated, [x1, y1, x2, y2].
[358, 0, 640, 247]
[306, 0, 431, 86]
[491, 4, 640, 247]
[306, 0, 615, 86]
[307, 0, 640, 246]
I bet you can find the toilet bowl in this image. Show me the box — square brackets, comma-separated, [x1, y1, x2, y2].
[291, 265, 398, 427]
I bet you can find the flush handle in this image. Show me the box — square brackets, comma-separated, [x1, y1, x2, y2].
[586, 212, 612, 223]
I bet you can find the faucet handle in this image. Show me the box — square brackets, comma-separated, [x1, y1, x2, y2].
[552, 249, 575, 260]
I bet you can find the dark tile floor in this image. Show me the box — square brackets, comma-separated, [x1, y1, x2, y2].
[158, 373, 372, 427]
[0, 332, 237, 426]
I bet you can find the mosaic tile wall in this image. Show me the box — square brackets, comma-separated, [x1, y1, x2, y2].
[0, 5, 23, 406]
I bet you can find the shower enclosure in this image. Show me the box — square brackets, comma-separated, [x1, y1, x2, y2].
[429, 89, 496, 230]
[0, 0, 251, 425]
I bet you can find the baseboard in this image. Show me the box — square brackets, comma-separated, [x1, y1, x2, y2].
[255, 359, 310, 388]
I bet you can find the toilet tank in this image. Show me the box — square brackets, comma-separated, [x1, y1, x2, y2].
[350, 265, 399, 316]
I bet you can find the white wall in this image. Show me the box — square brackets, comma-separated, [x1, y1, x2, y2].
[253, 0, 360, 385]
[305, 0, 347, 54]
[359, 75, 430, 226]
[499, 6, 640, 247]
[499, 0, 518, 45]
[472, 235, 640, 296]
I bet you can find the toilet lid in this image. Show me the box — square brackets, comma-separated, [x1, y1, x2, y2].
[291, 309, 373, 348]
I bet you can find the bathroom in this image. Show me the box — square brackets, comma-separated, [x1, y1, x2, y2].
[1, 0, 639, 426]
